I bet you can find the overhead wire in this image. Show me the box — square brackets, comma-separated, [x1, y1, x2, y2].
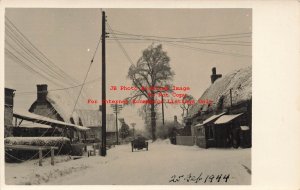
[5, 25, 74, 87]
[5, 17, 79, 86]
[5, 49, 65, 87]
[106, 22, 134, 65]
[107, 28, 251, 58]
[55, 22, 102, 156]
[109, 29, 251, 40]
[15, 77, 101, 95]
[5, 15, 102, 160]
[108, 33, 252, 44]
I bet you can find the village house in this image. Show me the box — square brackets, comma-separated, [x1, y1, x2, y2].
[8, 84, 117, 143]
[186, 66, 252, 148]
[76, 108, 117, 143]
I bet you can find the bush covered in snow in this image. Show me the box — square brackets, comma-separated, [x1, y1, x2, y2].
[5, 137, 72, 162]
[5, 137, 70, 146]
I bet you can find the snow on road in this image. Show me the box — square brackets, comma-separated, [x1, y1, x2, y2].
[5, 140, 251, 185]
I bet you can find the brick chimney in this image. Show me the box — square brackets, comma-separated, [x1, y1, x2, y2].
[37, 84, 48, 102]
[4, 88, 15, 137]
[210, 67, 222, 84]
[5, 88, 15, 107]
[174, 115, 178, 124]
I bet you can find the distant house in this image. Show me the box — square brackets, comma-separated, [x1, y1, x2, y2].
[187, 66, 252, 148]
[169, 115, 184, 144]
[76, 108, 117, 143]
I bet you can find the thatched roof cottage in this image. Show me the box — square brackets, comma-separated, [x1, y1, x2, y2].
[187, 66, 252, 148]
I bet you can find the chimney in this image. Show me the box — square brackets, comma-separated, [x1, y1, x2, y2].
[174, 115, 178, 123]
[210, 67, 222, 84]
[4, 88, 15, 137]
[212, 67, 216, 75]
[37, 84, 48, 102]
[5, 88, 15, 107]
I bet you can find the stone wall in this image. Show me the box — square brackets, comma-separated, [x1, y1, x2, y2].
[176, 136, 195, 146]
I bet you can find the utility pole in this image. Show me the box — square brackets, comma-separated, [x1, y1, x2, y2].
[230, 88, 233, 109]
[161, 95, 165, 126]
[111, 104, 123, 145]
[101, 11, 107, 156]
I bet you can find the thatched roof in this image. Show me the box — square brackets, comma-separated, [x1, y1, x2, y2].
[75, 109, 117, 132]
[46, 89, 89, 125]
[188, 66, 252, 117]
[30, 87, 117, 132]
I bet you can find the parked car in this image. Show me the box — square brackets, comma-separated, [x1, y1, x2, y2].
[131, 136, 148, 152]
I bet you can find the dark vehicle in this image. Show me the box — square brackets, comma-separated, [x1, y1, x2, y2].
[131, 136, 148, 152]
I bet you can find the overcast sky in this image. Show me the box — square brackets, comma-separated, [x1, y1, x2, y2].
[5, 8, 251, 129]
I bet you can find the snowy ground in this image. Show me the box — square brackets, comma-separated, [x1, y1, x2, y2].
[5, 139, 251, 185]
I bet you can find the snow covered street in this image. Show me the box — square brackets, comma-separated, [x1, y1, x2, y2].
[5, 140, 251, 185]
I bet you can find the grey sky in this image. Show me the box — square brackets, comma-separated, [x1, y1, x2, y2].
[5, 8, 251, 129]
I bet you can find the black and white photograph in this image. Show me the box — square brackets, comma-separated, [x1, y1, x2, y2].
[1, 1, 299, 189]
[3, 8, 252, 185]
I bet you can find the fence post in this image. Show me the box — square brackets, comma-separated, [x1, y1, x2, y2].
[51, 147, 54, 166]
[39, 148, 42, 166]
[93, 143, 96, 156]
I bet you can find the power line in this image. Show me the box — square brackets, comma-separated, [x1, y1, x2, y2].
[107, 27, 251, 58]
[108, 33, 252, 44]
[5, 40, 68, 86]
[6, 24, 76, 87]
[109, 29, 252, 40]
[5, 26, 71, 84]
[106, 22, 135, 65]
[56, 26, 102, 156]
[6, 17, 79, 86]
[5, 49, 65, 87]
[164, 41, 251, 58]
[107, 35, 251, 58]
[15, 77, 101, 95]
[107, 37, 251, 47]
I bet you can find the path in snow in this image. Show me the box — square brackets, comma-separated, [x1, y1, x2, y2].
[6, 140, 251, 185]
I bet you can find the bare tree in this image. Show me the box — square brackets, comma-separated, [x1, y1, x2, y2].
[180, 94, 195, 118]
[127, 44, 174, 141]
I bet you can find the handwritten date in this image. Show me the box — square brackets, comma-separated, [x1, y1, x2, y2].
[169, 173, 230, 183]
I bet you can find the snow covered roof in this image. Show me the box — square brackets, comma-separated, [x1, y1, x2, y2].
[188, 66, 252, 117]
[75, 109, 101, 127]
[195, 112, 226, 127]
[46, 89, 116, 132]
[18, 121, 52, 129]
[13, 109, 90, 131]
[214, 113, 243, 124]
[202, 112, 226, 125]
[75, 109, 117, 132]
[46, 89, 91, 125]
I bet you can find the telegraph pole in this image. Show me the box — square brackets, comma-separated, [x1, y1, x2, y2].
[230, 88, 233, 109]
[111, 104, 122, 145]
[101, 11, 107, 156]
[161, 95, 165, 126]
